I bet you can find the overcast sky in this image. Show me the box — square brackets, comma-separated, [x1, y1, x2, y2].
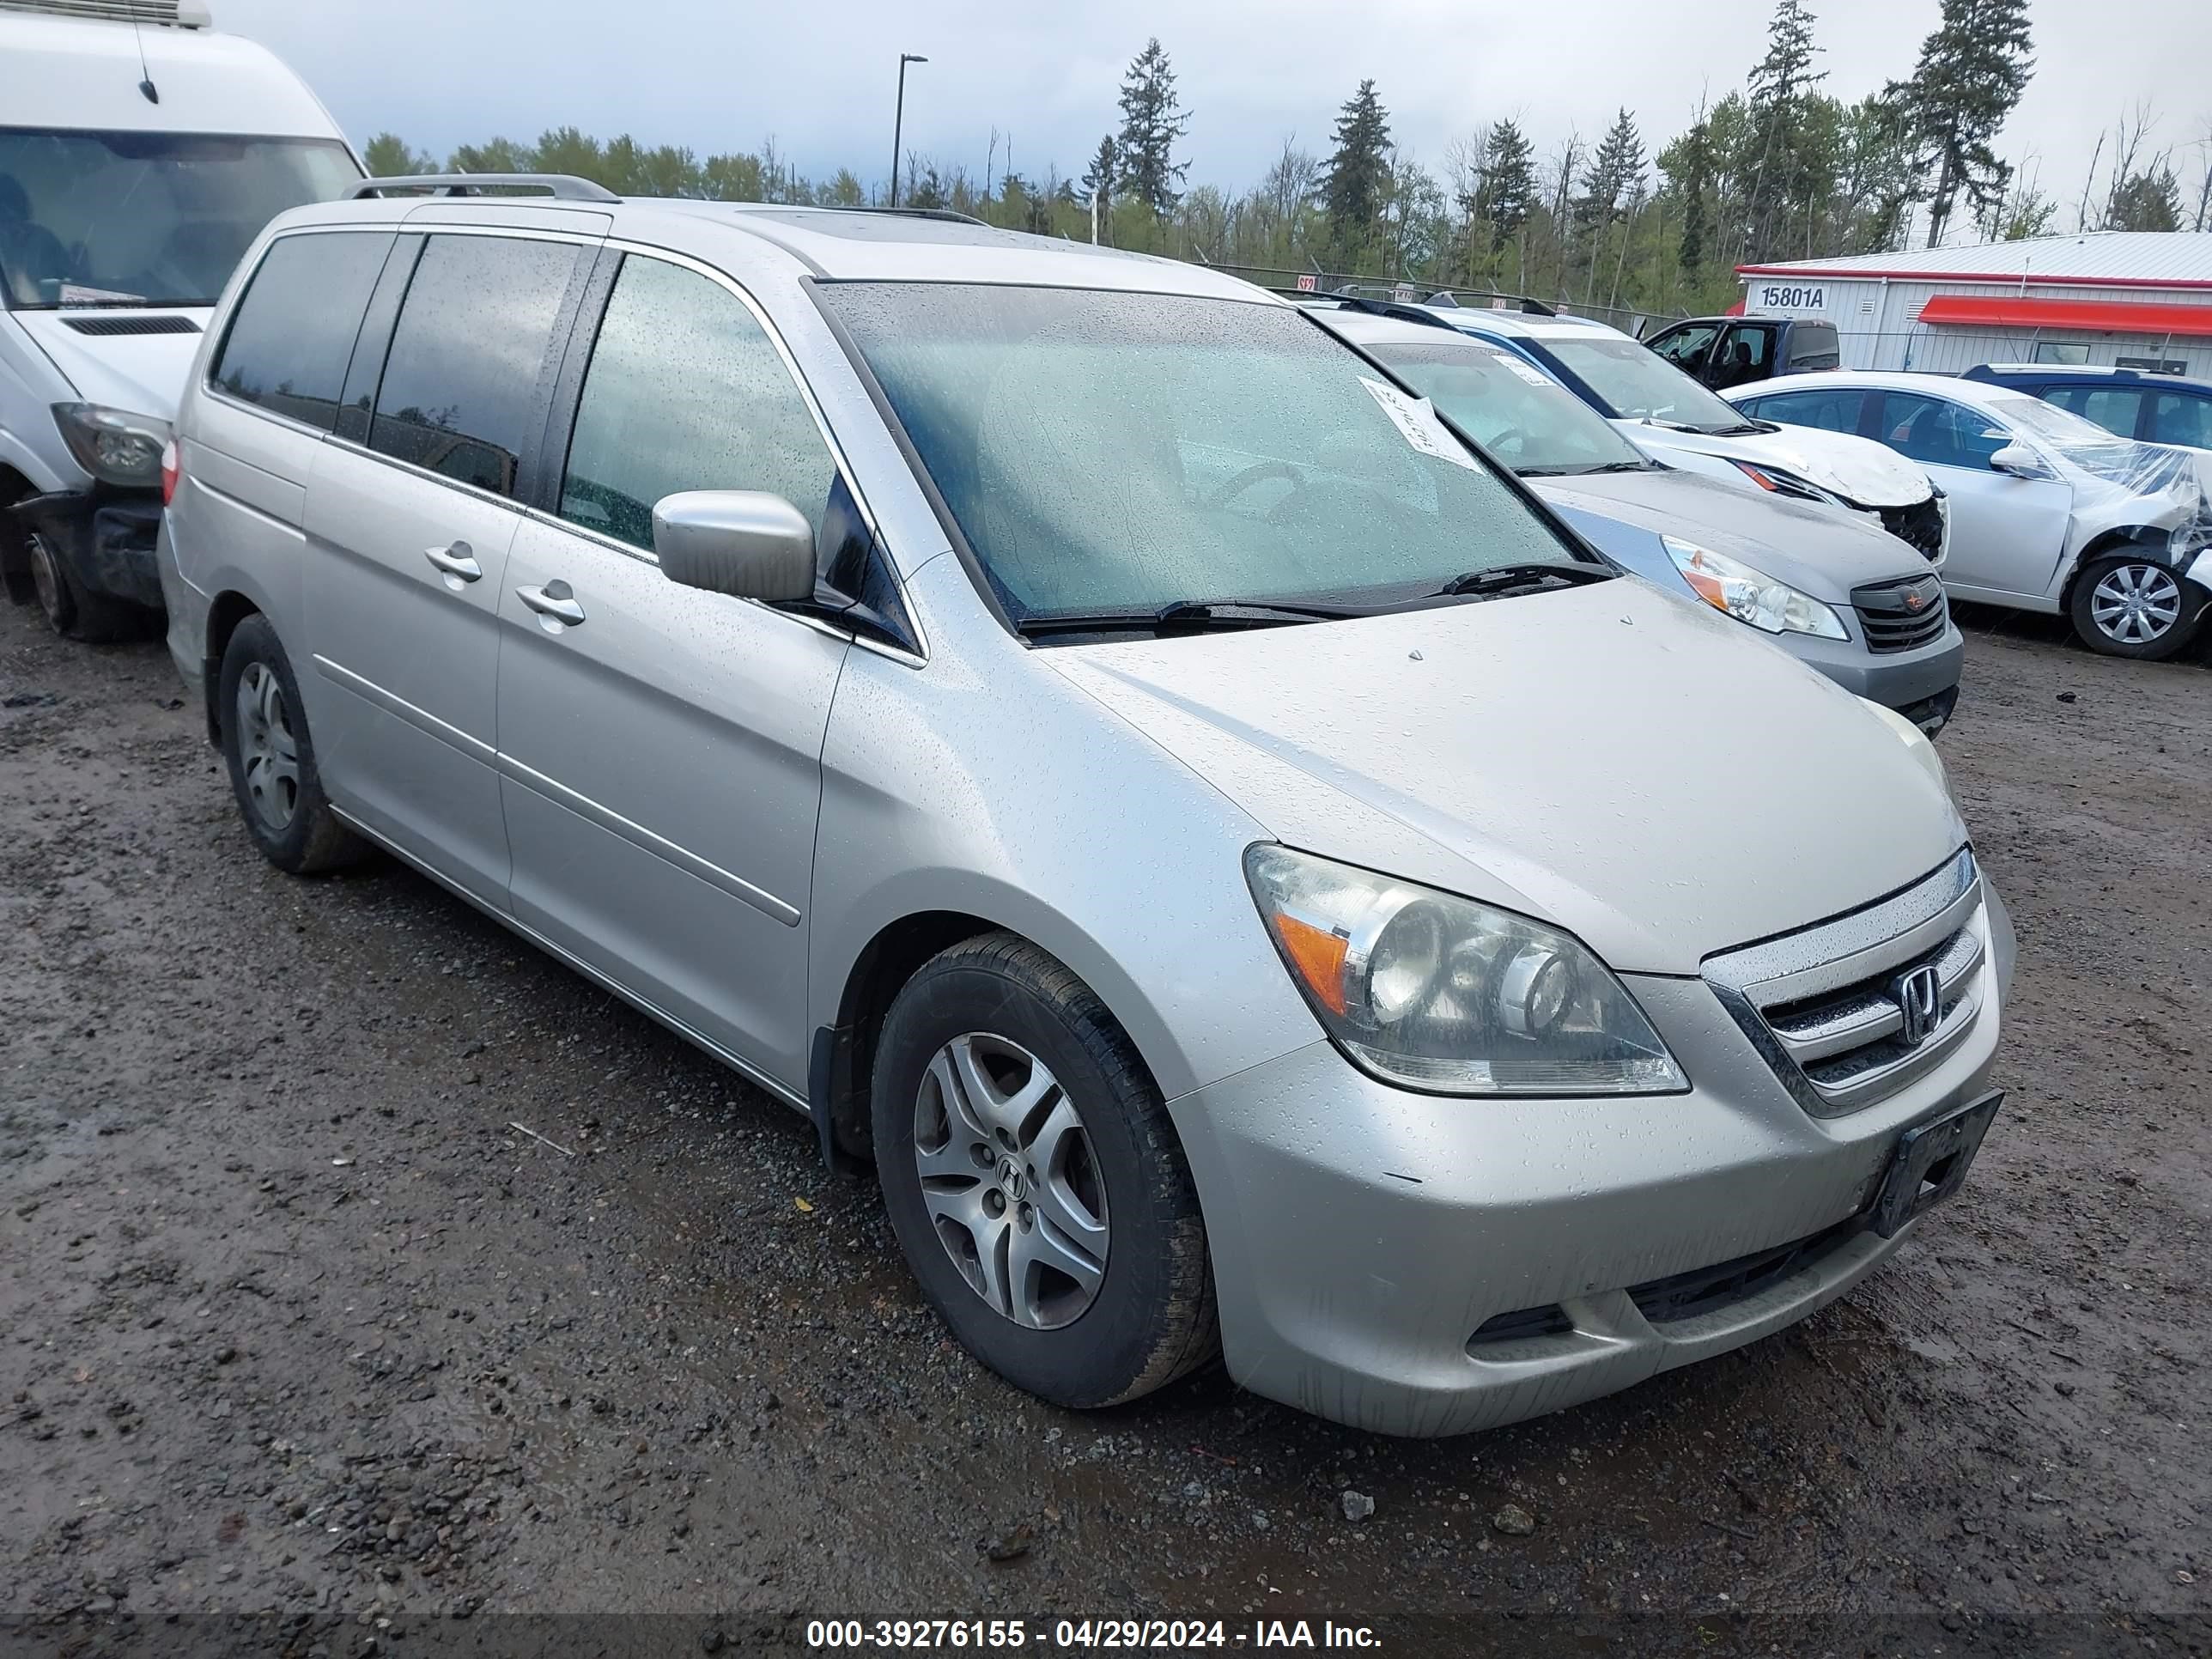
[224, 0, 2212, 221]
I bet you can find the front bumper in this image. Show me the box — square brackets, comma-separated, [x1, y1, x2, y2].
[1779, 621, 1965, 725]
[1168, 887, 2009, 1437]
[10, 487, 165, 611]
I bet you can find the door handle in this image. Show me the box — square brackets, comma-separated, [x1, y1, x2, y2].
[425, 541, 482, 582]
[517, 580, 586, 628]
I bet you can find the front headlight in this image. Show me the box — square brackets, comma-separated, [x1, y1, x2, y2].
[1664, 536, 1848, 640]
[52, 403, 173, 489]
[1729, 459, 1844, 507]
[1244, 845, 1688, 1097]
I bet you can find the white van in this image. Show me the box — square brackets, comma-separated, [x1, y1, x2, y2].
[0, 0, 358, 638]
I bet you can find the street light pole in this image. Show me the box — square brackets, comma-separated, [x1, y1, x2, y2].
[890, 52, 928, 208]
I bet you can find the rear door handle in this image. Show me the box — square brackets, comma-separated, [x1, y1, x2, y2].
[425, 541, 482, 582]
[517, 580, 586, 627]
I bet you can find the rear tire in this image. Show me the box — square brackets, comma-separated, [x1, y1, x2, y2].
[871, 933, 1218, 1408]
[28, 531, 148, 643]
[2069, 554, 2204, 661]
[217, 614, 366, 874]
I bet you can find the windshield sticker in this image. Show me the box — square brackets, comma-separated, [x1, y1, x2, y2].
[58, 283, 146, 307]
[1359, 377, 1483, 471]
[1498, 356, 1556, 387]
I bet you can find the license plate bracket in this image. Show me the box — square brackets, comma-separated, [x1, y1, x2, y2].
[1869, 1091, 2002, 1238]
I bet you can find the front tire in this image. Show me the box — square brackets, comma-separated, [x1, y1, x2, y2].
[2069, 555, 2204, 660]
[217, 614, 365, 874]
[28, 531, 146, 643]
[872, 933, 1218, 1408]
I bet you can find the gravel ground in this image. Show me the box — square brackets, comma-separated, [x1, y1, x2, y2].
[2, 598, 2207, 1658]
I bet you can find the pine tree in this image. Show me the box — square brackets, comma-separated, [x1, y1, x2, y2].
[1079, 136, 1118, 205]
[1893, 0, 2034, 246]
[1742, 0, 1827, 259]
[1321, 80, 1394, 253]
[1115, 40, 1191, 216]
[1473, 119, 1536, 237]
[1662, 115, 1716, 274]
[2106, 164, 2181, 232]
[1577, 108, 1645, 227]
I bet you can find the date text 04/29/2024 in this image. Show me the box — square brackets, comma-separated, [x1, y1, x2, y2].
[805, 1620, 1384, 1649]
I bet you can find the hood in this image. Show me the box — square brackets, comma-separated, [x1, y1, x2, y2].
[1535, 467, 1930, 600]
[10, 310, 210, 425]
[1048, 577, 1964, 975]
[1620, 416, 1932, 509]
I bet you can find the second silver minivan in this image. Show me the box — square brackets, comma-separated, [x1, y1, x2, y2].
[160, 179, 2013, 1437]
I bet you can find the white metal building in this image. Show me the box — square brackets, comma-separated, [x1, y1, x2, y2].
[1735, 234, 2212, 379]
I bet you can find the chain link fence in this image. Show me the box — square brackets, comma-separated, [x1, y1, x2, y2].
[1212, 263, 1683, 337]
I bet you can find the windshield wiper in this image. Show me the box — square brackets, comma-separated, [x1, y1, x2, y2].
[1431, 562, 1613, 599]
[1523, 459, 1649, 476]
[1014, 598, 1356, 638]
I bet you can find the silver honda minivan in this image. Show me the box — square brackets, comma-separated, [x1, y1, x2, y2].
[158, 179, 2014, 1437]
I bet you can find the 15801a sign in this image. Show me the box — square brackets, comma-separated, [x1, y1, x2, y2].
[1753, 283, 1827, 313]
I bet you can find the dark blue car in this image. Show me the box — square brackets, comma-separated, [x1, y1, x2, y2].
[1961, 364, 2212, 453]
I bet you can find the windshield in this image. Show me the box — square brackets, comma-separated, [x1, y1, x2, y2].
[1542, 336, 1759, 431]
[1364, 336, 1650, 475]
[823, 284, 1590, 623]
[0, 128, 360, 308]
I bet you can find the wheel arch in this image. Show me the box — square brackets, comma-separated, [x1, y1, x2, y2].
[0, 465, 33, 601]
[2060, 526, 2184, 608]
[202, 590, 265, 743]
[810, 898, 1193, 1173]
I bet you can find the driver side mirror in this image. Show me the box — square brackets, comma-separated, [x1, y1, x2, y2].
[652, 490, 817, 602]
[1988, 441, 2051, 480]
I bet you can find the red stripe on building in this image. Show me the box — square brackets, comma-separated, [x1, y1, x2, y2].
[1911, 294, 2212, 337]
[1737, 264, 2212, 292]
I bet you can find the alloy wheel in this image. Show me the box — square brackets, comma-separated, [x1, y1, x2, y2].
[912, 1032, 1109, 1329]
[234, 662, 301, 831]
[2089, 562, 2182, 645]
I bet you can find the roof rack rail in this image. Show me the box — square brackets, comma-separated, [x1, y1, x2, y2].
[843, 206, 988, 227]
[346, 173, 621, 204]
[1423, 287, 1559, 317]
[1328, 295, 1464, 331]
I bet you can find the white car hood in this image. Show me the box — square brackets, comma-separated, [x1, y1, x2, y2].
[1620, 416, 1934, 509]
[11, 310, 210, 424]
[1048, 578, 1964, 975]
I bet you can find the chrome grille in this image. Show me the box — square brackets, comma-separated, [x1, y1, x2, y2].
[1854, 574, 1949, 653]
[1704, 851, 1986, 1115]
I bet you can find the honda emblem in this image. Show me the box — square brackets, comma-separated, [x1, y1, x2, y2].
[1892, 963, 1942, 1047]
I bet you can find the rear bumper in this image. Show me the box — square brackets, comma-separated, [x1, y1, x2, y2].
[9, 488, 165, 611]
[1167, 921, 2006, 1437]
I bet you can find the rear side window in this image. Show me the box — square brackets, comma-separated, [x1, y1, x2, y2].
[2043, 385, 2143, 441]
[1743, 386, 1863, 433]
[1784, 321, 1838, 368]
[558, 254, 836, 550]
[2149, 390, 2212, 450]
[210, 232, 391, 431]
[369, 234, 582, 497]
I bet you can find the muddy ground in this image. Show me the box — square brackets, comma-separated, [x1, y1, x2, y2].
[2, 597, 2207, 1658]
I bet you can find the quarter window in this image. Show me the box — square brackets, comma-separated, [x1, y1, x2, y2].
[210, 231, 391, 431]
[369, 234, 582, 497]
[559, 254, 836, 551]
[1876, 393, 2009, 471]
[2149, 391, 2212, 451]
